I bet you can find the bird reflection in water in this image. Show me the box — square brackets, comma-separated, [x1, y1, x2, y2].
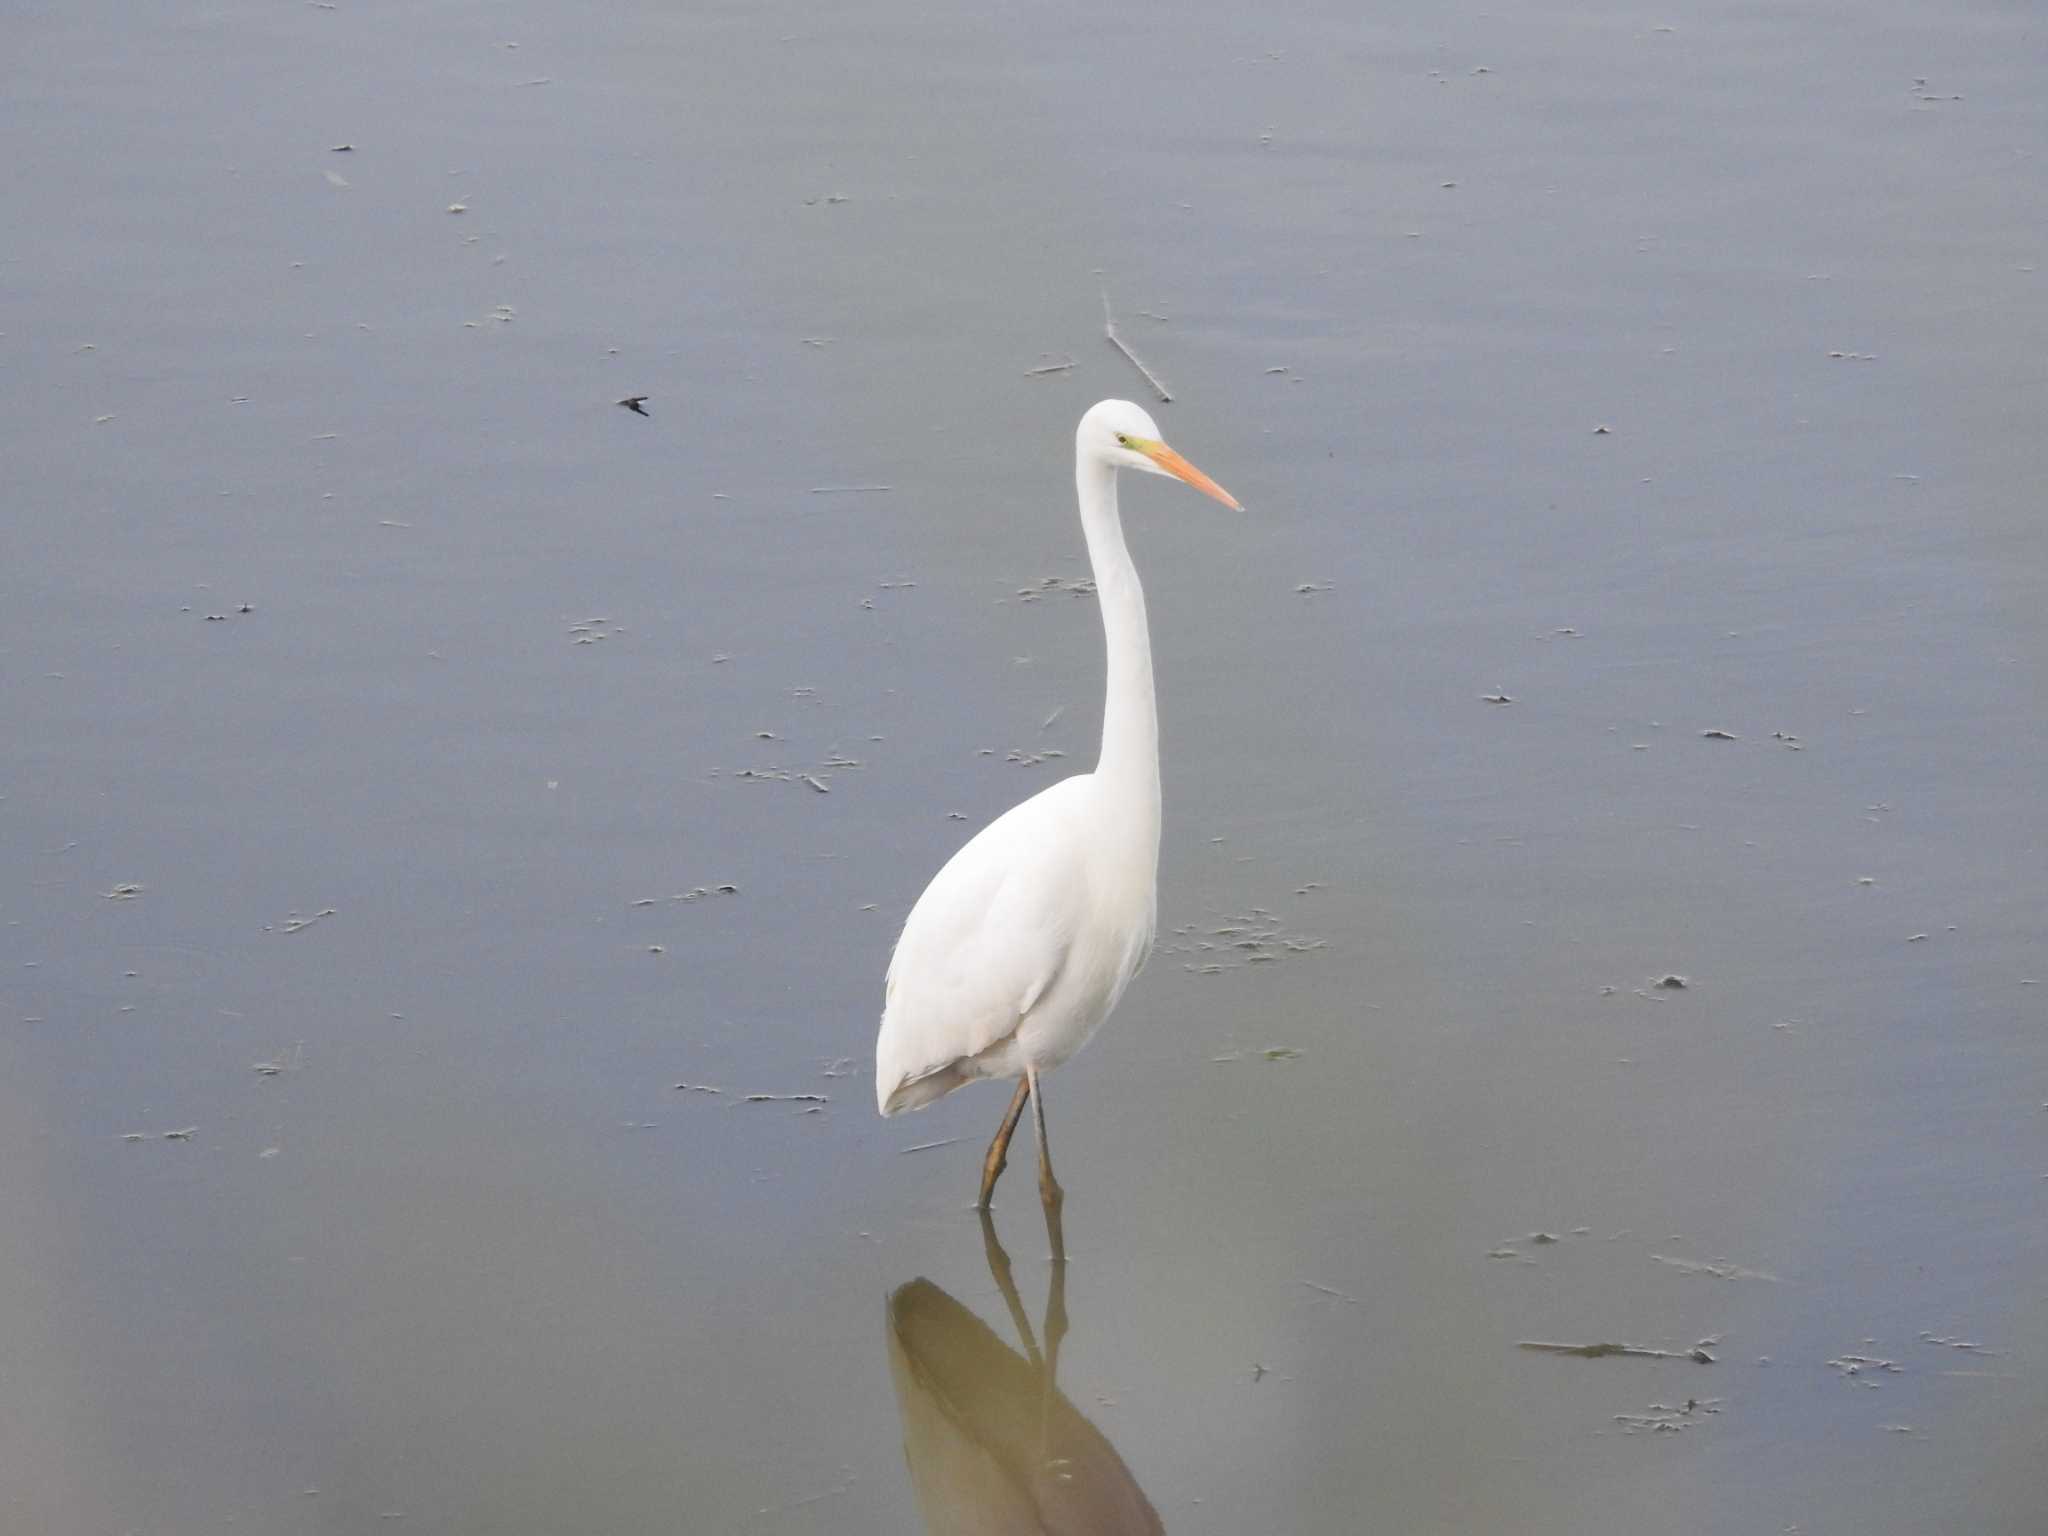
[885, 1206, 1163, 1534]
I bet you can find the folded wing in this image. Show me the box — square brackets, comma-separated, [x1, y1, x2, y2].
[876, 777, 1093, 1114]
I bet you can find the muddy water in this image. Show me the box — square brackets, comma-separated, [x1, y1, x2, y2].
[3, 1, 2044, 1531]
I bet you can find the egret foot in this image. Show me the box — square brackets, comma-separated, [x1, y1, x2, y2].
[1040, 1178, 1067, 1261]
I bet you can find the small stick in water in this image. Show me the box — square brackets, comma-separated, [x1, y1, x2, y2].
[1101, 291, 1172, 402]
[1518, 1340, 1715, 1363]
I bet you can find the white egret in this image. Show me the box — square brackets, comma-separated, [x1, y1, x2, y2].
[875, 399, 1240, 1216]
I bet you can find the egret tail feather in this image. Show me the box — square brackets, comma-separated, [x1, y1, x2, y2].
[880, 1063, 967, 1116]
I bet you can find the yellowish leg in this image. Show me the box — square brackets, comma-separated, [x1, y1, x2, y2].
[1027, 1064, 1065, 1257]
[1030, 1116, 1069, 1472]
[977, 1078, 1031, 1210]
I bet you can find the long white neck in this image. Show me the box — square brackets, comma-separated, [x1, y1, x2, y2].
[1076, 453, 1161, 824]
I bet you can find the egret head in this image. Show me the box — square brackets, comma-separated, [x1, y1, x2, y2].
[1078, 399, 1241, 509]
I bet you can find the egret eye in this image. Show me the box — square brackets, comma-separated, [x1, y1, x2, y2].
[1115, 433, 1130, 446]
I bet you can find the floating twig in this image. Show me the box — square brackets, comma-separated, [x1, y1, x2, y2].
[631, 884, 738, 907]
[898, 1136, 964, 1155]
[1101, 292, 1172, 402]
[1651, 1253, 1779, 1282]
[755, 1472, 856, 1518]
[1919, 1333, 1998, 1355]
[743, 1092, 829, 1104]
[1827, 1352, 1904, 1376]
[1616, 1397, 1721, 1432]
[1301, 1279, 1360, 1304]
[1518, 1340, 1714, 1363]
[808, 484, 893, 495]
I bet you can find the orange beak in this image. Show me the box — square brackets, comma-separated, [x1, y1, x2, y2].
[1136, 439, 1242, 510]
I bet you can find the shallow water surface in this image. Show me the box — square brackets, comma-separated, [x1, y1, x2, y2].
[3, 1, 2045, 1531]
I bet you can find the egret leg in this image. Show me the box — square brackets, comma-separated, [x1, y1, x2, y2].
[977, 1078, 1031, 1210]
[1032, 1140, 1069, 1471]
[1027, 1064, 1065, 1256]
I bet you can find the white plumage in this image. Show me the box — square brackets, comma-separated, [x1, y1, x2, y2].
[874, 400, 1240, 1209]
[877, 775, 1155, 1114]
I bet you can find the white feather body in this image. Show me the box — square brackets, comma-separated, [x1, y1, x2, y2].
[876, 772, 1157, 1114]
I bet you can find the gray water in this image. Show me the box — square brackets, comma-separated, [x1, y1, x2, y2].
[4, 1, 2045, 1531]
